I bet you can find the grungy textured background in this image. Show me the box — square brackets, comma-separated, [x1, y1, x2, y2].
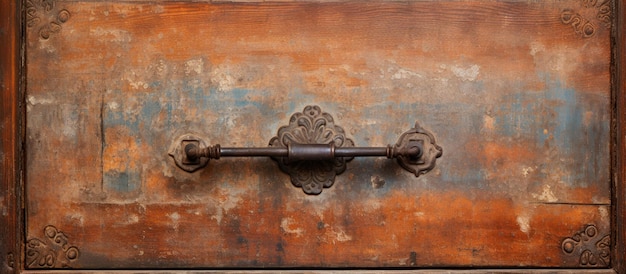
[25, 0, 612, 268]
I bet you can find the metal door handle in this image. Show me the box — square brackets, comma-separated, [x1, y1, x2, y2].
[169, 105, 442, 194]
[184, 142, 421, 162]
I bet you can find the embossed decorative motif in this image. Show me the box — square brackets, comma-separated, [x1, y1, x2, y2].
[561, 224, 610, 267]
[26, 225, 79, 268]
[560, 0, 612, 38]
[269, 105, 355, 195]
[7, 252, 14, 269]
[26, 0, 70, 40]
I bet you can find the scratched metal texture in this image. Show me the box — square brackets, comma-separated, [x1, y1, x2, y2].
[25, 0, 612, 269]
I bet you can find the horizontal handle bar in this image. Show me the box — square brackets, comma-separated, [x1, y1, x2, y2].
[185, 142, 421, 162]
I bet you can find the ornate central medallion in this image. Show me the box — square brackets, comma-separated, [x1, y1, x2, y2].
[269, 105, 355, 194]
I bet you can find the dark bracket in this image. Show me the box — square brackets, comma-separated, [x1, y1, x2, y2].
[169, 105, 442, 194]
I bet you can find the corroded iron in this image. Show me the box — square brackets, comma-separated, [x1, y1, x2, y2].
[394, 122, 443, 177]
[169, 105, 443, 194]
[168, 134, 210, 172]
[561, 224, 611, 267]
[269, 105, 355, 194]
[26, 225, 79, 268]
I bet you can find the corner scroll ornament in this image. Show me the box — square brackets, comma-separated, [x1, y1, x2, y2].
[560, 0, 612, 38]
[26, 0, 71, 40]
[26, 225, 79, 269]
[6, 253, 14, 269]
[269, 106, 355, 195]
[561, 224, 610, 267]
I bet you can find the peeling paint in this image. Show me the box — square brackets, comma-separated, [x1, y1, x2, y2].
[521, 166, 534, 178]
[280, 217, 303, 237]
[451, 64, 480, 81]
[328, 227, 352, 243]
[27, 95, 55, 106]
[211, 64, 238, 92]
[390, 68, 423, 80]
[529, 42, 545, 56]
[168, 212, 180, 230]
[482, 114, 494, 131]
[370, 175, 385, 189]
[185, 58, 204, 75]
[90, 27, 132, 43]
[516, 215, 530, 234]
[67, 213, 84, 226]
[532, 185, 558, 203]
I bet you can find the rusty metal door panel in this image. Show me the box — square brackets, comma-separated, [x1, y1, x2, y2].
[25, 0, 612, 269]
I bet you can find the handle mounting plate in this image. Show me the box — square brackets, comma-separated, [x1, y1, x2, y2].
[394, 122, 443, 177]
[268, 105, 355, 195]
[168, 134, 209, 172]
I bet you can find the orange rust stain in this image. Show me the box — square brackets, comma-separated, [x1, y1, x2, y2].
[561, 185, 610, 204]
[31, 184, 609, 268]
[103, 127, 145, 172]
[480, 142, 536, 170]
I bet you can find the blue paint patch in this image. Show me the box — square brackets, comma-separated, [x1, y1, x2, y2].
[103, 90, 167, 145]
[140, 99, 161, 124]
[494, 77, 605, 153]
[440, 166, 487, 188]
[232, 88, 250, 108]
[494, 92, 534, 138]
[150, 81, 162, 88]
[494, 77, 610, 187]
[103, 170, 141, 192]
[546, 83, 583, 153]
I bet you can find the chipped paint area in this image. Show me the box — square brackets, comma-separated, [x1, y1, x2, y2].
[209, 188, 246, 225]
[390, 68, 423, 80]
[122, 70, 150, 90]
[370, 175, 386, 189]
[516, 215, 531, 234]
[27, 95, 55, 106]
[184, 58, 204, 75]
[532, 185, 559, 203]
[451, 64, 480, 81]
[211, 63, 238, 92]
[521, 166, 534, 178]
[168, 212, 180, 230]
[280, 217, 304, 237]
[325, 227, 353, 243]
[90, 27, 132, 43]
[26, 95, 55, 112]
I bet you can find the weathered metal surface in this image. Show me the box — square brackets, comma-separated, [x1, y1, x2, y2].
[24, 0, 612, 269]
[168, 133, 211, 172]
[392, 122, 443, 177]
[269, 105, 356, 194]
